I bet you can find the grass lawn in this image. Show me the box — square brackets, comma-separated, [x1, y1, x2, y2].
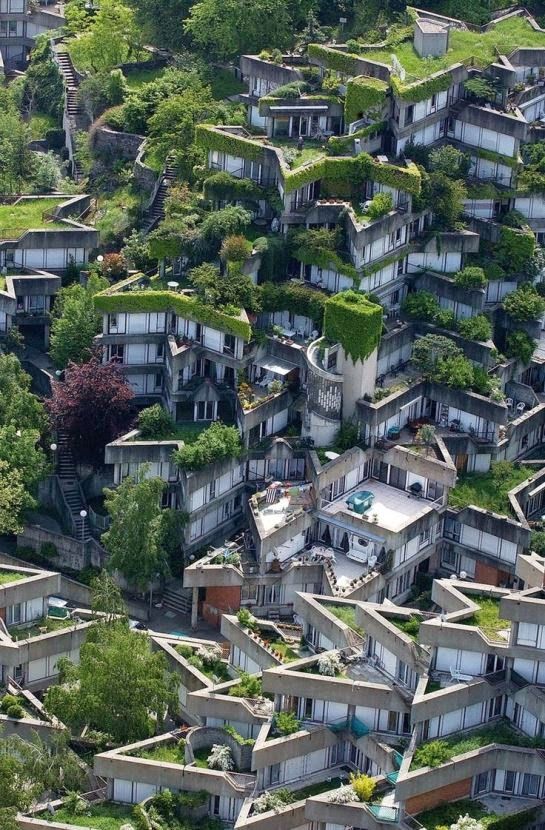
[0, 571, 26, 585]
[269, 139, 325, 169]
[268, 639, 299, 662]
[290, 776, 346, 800]
[39, 802, 134, 830]
[411, 720, 545, 770]
[28, 112, 59, 140]
[390, 615, 422, 641]
[209, 68, 247, 100]
[94, 185, 142, 244]
[133, 742, 185, 763]
[361, 17, 545, 81]
[0, 198, 67, 234]
[323, 604, 364, 636]
[10, 616, 75, 641]
[123, 66, 165, 90]
[448, 462, 530, 515]
[459, 595, 510, 641]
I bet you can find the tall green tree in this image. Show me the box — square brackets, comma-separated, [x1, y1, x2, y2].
[90, 571, 127, 620]
[69, 0, 144, 72]
[184, 0, 292, 60]
[49, 274, 108, 369]
[103, 467, 168, 590]
[44, 621, 179, 742]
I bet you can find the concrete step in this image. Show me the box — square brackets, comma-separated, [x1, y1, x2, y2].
[162, 587, 192, 615]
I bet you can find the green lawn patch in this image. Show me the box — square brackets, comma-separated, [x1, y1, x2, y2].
[290, 776, 346, 800]
[39, 802, 134, 830]
[323, 604, 364, 636]
[28, 112, 59, 140]
[132, 742, 184, 763]
[390, 615, 422, 641]
[269, 138, 325, 169]
[0, 198, 67, 233]
[0, 571, 26, 585]
[361, 17, 545, 81]
[209, 68, 247, 99]
[448, 462, 530, 515]
[123, 66, 165, 90]
[411, 720, 545, 770]
[267, 639, 299, 662]
[459, 595, 510, 642]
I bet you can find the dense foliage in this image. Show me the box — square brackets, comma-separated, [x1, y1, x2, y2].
[173, 422, 242, 470]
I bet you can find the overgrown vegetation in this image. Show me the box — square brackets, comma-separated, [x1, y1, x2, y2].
[448, 461, 530, 515]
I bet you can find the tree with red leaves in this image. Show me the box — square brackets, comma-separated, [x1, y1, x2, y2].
[47, 353, 134, 466]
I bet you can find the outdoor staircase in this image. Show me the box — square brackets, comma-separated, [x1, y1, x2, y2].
[161, 582, 193, 615]
[53, 44, 87, 180]
[56, 430, 91, 542]
[142, 157, 177, 232]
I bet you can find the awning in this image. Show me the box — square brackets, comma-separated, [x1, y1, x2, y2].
[255, 356, 298, 375]
[269, 105, 329, 112]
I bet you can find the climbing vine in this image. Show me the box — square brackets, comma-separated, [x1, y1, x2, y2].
[323, 290, 382, 362]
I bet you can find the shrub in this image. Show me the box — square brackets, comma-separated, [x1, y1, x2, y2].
[429, 145, 470, 179]
[503, 284, 545, 321]
[253, 789, 294, 813]
[412, 739, 451, 768]
[228, 672, 262, 698]
[349, 772, 376, 802]
[137, 404, 174, 439]
[457, 314, 492, 342]
[328, 785, 356, 803]
[237, 608, 258, 630]
[402, 290, 440, 321]
[411, 334, 462, 377]
[220, 235, 252, 263]
[100, 252, 127, 280]
[274, 711, 301, 735]
[433, 308, 456, 330]
[6, 704, 24, 719]
[317, 651, 342, 676]
[40, 541, 58, 559]
[454, 267, 487, 290]
[173, 422, 241, 470]
[433, 354, 474, 389]
[505, 330, 536, 363]
[450, 816, 484, 830]
[207, 744, 234, 771]
[364, 192, 393, 220]
[196, 643, 223, 665]
[531, 530, 545, 555]
[0, 694, 19, 713]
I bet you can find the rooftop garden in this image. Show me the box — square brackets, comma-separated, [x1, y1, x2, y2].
[416, 798, 539, 830]
[389, 614, 422, 641]
[268, 138, 326, 169]
[172, 422, 242, 471]
[351, 17, 545, 82]
[0, 570, 27, 585]
[448, 461, 530, 515]
[323, 603, 364, 636]
[134, 404, 208, 443]
[38, 801, 135, 830]
[131, 739, 185, 764]
[0, 198, 68, 234]
[458, 595, 510, 642]
[410, 719, 545, 770]
[9, 615, 75, 641]
[175, 642, 231, 681]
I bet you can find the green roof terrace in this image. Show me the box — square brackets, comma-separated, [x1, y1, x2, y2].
[0, 197, 73, 240]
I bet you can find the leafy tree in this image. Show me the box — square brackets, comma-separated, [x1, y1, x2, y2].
[90, 570, 127, 620]
[78, 69, 127, 121]
[220, 235, 252, 266]
[464, 76, 499, 103]
[429, 172, 467, 229]
[349, 772, 376, 802]
[457, 314, 492, 342]
[411, 334, 462, 377]
[416, 424, 436, 449]
[21, 36, 64, 120]
[429, 145, 470, 179]
[69, 0, 144, 72]
[127, 0, 192, 49]
[402, 290, 440, 321]
[173, 422, 241, 470]
[0, 462, 33, 535]
[103, 467, 168, 590]
[33, 152, 62, 193]
[0, 353, 46, 432]
[47, 354, 134, 466]
[122, 229, 155, 271]
[49, 274, 108, 368]
[201, 205, 252, 243]
[530, 530, 545, 555]
[0, 106, 33, 193]
[137, 404, 174, 438]
[0, 425, 49, 496]
[184, 0, 292, 61]
[274, 711, 300, 735]
[433, 354, 474, 389]
[506, 330, 536, 364]
[44, 621, 179, 743]
[503, 284, 545, 321]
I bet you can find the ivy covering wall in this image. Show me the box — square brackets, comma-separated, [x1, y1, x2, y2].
[324, 290, 382, 362]
[307, 44, 364, 76]
[94, 288, 252, 340]
[260, 281, 328, 324]
[472, 146, 520, 170]
[295, 243, 359, 280]
[195, 125, 264, 163]
[284, 153, 421, 195]
[345, 76, 388, 124]
[391, 72, 452, 103]
[327, 122, 386, 155]
[203, 171, 265, 201]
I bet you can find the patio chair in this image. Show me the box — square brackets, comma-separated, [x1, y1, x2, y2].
[516, 402, 526, 415]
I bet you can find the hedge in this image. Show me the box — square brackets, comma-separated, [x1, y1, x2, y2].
[371, 158, 421, 195]
[345, 76, 388, 124]
[324, 289, 382, 362]
[307, 44, 363, 76]
[195, 125, 263, 163]
[285, 153, 421, 196]
[391, 72, 452, 103]
[260, 281, 328, 324]
[94, 289, 252, 340]
[203, 171, 265, 201]
[283, 157, 327, 193]
[497, 225, 535, 272]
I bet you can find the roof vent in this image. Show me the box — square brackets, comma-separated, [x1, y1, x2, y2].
[413, 18, 449, 58]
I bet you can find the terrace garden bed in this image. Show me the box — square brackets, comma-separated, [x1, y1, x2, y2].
[323, 603, 364, 636]
[130, 740, 185, 763]
[175, 643, 231, 682]
[416, 799, 539, 830]
[38, 801, 134, 830]
[0, 571, 27, 585]
[0, 198, 68, 232]
[410, 720, 545, 770]
[448, 462, 530, 515]
[9, 615, 75, 640]
[389, 615, 422, 641]
[458, 596, 510, 642]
